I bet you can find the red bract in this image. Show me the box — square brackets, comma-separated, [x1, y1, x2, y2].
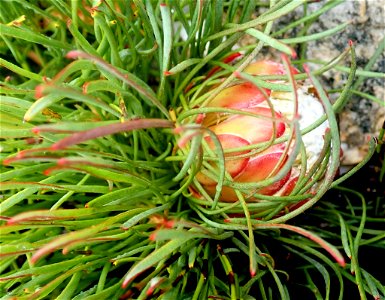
[196, 60, 294, 202]
[196, 134, 250, 186]
[244, 60, 299, 76]
[206, 82, 270, 109]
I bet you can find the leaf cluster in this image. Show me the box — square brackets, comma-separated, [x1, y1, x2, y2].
[1, 1, 384, 299]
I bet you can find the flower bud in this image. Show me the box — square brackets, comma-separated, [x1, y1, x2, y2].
[195, 60, 327, 202]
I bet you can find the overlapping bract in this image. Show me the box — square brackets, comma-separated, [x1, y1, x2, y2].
[196, 61, 299, 201]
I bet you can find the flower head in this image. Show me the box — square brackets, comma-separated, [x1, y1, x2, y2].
[195, 60, 326, 202]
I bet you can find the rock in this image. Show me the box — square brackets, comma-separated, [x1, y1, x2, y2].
[239, 1, 384, 165]
[305, 0, 385, 165]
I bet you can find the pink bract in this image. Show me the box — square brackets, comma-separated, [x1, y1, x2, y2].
[196, 60, 296, 202]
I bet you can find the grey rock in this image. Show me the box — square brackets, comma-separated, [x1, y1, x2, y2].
[305, 0, 385, 165]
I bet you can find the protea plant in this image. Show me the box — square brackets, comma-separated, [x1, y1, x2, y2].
[1, 1, 383, 299]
